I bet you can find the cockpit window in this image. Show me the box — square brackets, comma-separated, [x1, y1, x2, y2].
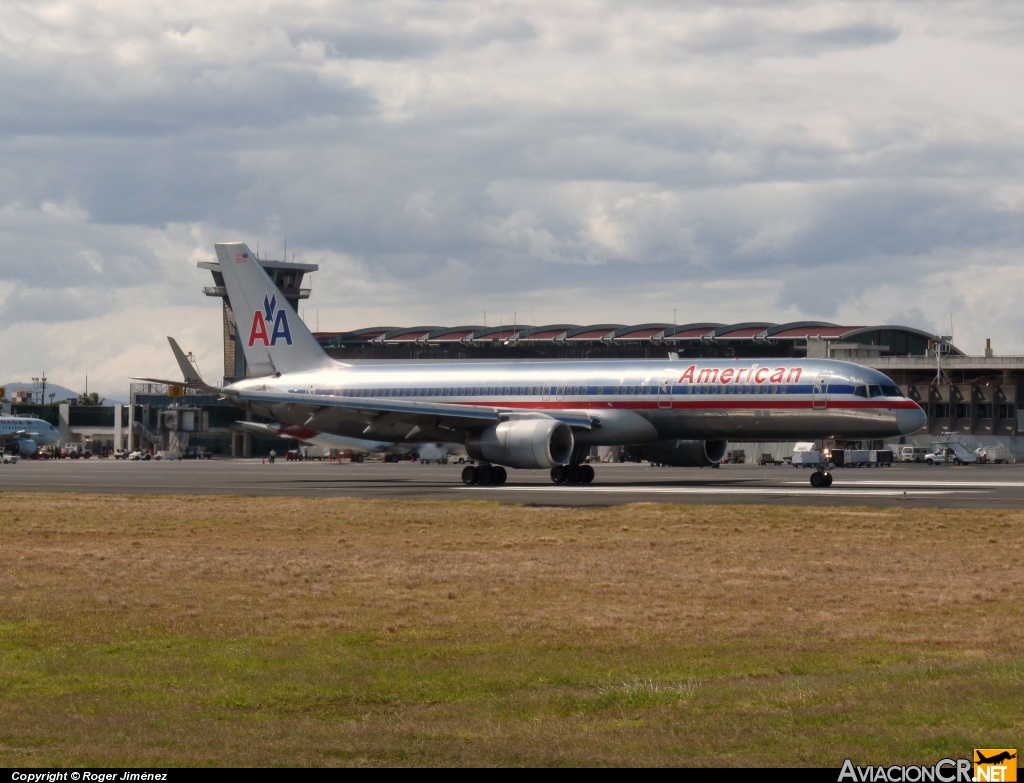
[868, 384, 883, 398]
[854, 385, 868, 398]
[881, 385, 902, 397]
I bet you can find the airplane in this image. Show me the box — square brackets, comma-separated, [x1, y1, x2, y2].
[141, 241, 927, 488]
[975, 751, 1016, 765]
[232, 420, 463, 462]
[0, 415, 61, 457]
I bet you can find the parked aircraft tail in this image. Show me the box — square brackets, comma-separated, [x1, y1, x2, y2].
[168, 337, 203, 384]
[214, 242, 336, 375]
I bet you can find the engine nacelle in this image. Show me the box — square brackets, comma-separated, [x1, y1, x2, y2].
[9, 439, 38, 457]
[639, 439, 726, 467]
[467, 419, 574, 469]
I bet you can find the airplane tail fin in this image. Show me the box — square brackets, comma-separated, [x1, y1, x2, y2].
[168, 337, 204, 384]
[214, 242, 336, 376]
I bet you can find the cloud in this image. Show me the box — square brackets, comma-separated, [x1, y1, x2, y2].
[1, 0, 1024, 394]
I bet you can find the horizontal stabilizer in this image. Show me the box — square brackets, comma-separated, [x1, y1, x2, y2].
[131, 377, 220, 392]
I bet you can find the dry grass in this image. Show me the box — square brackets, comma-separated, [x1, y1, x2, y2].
[0, 492, 1021, 766]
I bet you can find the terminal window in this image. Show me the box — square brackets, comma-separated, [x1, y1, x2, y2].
[933, 403, 950, 418]
[999, 403, 1015, 419]
[955, 403, 970, 419]
[976, 403, 993, 419]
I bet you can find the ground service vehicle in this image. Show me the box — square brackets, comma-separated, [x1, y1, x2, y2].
[925, 445, 977, 465]
[974, 444, 1012, 463]
[898, 446, 929, 462]
[139, 242, 927, 489]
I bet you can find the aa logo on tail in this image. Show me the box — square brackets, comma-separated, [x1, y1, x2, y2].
[248, 294, 293, 347]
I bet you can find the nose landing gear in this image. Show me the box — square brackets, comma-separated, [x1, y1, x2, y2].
[461, 464, 507, 486]
[810, 471, 833, 488]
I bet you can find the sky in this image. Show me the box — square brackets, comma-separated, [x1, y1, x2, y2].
[1, 0, 1023, 398]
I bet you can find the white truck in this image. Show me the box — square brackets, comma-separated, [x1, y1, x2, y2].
[897, 446, 930, 463]
[974, 444, 1013, 464]
[925, 441, 978, 465]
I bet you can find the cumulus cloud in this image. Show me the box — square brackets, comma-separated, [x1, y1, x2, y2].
[1, 0, 1024, 394]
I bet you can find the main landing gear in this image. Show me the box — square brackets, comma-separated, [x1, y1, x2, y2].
[810, 471, 833, 488]
[550, 464, 595, 484]
[462, 464, 507, 486]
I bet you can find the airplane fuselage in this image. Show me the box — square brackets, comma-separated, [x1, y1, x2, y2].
[0, 416, 61, 453]
[228, 357, 926, 445]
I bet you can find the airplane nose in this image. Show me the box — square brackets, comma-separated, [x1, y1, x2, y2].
[898, 405, 928, 435]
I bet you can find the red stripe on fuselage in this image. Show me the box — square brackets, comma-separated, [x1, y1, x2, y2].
[448, 399, 920, 411]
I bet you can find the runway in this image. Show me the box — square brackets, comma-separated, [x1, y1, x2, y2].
[3, 458, 1024, 507]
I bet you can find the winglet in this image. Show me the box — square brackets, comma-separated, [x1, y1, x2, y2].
[168, 337, 203, 384]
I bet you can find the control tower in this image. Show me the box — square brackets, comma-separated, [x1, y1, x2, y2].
[199, 255, 318, 383]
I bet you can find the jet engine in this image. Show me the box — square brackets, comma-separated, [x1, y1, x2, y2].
[466, 419, 574, 469]
[9, 438, 38, 457]
[639, 438, 727, 467]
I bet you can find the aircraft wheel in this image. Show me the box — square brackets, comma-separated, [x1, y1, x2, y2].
[461, 465, 478, 485]
[580, 464, 595, 484]
[567, 465, 581, 484]
[550, 466, 565, 484]
[822, 472, 833, 487]
[493, 466, 507, 485]
[810, 471, 824, 488]
[478, 464, 494, 485]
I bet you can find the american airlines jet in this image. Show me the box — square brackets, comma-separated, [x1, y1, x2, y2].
[146, 242, 926, 488]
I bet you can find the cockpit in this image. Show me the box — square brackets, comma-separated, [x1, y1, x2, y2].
[853, 384, 902, 398]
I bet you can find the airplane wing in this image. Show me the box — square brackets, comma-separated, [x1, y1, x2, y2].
[233, 420, 393, 453]
[0, 429, 31, 443]
[228, 388, 593, 441]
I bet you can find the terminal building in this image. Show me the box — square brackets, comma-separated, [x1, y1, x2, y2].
[7, 253, 1023, 460]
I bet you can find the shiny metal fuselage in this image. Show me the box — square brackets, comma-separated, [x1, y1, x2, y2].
[229, 357, 926, 445]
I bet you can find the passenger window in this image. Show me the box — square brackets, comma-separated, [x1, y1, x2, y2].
[868, 385, 882, 398]
[855, 386, 868, 398]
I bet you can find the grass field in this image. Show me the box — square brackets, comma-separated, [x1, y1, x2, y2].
[0, 492, 1021, 766]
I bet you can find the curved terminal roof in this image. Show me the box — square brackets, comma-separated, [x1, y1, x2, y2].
[320, 321, 962, 356]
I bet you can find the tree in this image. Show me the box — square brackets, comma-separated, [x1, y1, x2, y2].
[77, 391, 104, 406]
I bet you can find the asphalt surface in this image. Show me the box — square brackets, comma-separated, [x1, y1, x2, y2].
[3, 458, 1024, 508]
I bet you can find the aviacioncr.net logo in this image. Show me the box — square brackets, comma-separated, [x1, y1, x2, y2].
[839, 758, 973, 782]
[248, 293, 293, 347]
